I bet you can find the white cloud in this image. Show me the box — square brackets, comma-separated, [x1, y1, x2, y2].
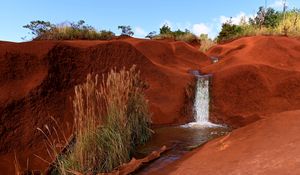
[270, 0, 286, 9]
[192, 23, 212, 36]
[219, 12, 253, 25]
[158, 20, 216, 38]
[134, 27, 147, 37]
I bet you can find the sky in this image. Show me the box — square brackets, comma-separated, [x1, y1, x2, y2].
[1, 0, 299, 42]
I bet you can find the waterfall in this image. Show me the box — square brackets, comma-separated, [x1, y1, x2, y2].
[194, 77, 210, 123]
[182, 71, 221, 128]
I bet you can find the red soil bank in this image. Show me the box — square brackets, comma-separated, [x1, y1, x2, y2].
[204, 36, 300, 127]
[0, 38, 209, 174]
[151, 110, 300, 175]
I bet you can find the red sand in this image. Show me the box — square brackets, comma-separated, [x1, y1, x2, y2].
[0, 38, 209, 174]
[148, 36, 300, 174]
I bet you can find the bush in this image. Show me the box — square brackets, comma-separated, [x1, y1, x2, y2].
[199, 34, 216, 52]
[145, 31, 157, 39]
[160, 24, 172, 35]
[277, 9, 300, 36]
[249, 7, 282, 28]
[150, 25, 200, 45]
[23, 20, 115, 40]
[56, 66, 152, 174]
[217, 7, 300, 43]
[217, 23, 243, 43]
[118, 25, 134, 36]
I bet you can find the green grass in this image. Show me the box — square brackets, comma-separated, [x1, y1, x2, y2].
[43, 66, 152, 174]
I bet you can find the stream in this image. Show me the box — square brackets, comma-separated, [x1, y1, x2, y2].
[134, 125, 230, 174]
[134, 71, 230, 174]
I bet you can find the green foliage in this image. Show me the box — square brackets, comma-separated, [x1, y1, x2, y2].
[217, 7, 300, 43]
[150, 25, 200, 44]
[23, 20, 115, 40]
[118, 25, 134, 36]
[159, 24, 172, 34]
[145, 31, 157, 39]
[264, 8, 282, 28]
[249, 7, 281, 28]
[217, 22, 243, 43]
[23, 20, 53, 36]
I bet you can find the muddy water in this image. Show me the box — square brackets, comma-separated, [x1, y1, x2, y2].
[134, 125, 230, 174]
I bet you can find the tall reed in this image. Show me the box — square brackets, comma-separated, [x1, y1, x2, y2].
[58, 65, 152, 174]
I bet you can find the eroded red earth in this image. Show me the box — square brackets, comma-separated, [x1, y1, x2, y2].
[1, 36, 300, 174]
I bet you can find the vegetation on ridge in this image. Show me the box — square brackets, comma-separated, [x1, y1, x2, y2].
[217, 7, 300, 43]
[23, 20, 115, 40]
[146, 24, 201, 45]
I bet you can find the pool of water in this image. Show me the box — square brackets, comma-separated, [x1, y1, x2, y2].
[134, 125, 230, 174]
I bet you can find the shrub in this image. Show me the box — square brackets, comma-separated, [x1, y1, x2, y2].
[145, 31, 157, 39]
[118, 25, 134, 36]
[176, 32, 199, 43]
[159, 24, 172, 35]
[217, 23, 243, 43]
[23, 20, 115, 40]
[57, 65, 152, 174]
[217, 7, 300, 43]
[199, 34, 216, 52]
[277, 9, 300, 36]
[249, 7, 282, 28]
[23, 20, 53, 37]
[150, 25, 200, 45]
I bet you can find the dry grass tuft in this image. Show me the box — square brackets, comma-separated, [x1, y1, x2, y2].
[38, 65, 152, 174]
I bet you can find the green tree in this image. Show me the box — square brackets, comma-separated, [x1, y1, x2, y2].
[118, 25, 134, 36]
[159, 24, 172, 34]
[264, 8, 281, 28]
[250, 7, 281, 28]
[145, 31, 157, 39]
[23, 20, 53, 37]
[217, 22, 243, 43]
[70, 20, 95, 30]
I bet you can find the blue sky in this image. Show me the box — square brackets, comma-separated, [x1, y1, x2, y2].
[1, 0, 299, 42]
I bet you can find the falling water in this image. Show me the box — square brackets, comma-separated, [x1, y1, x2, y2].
[183, 71, 221, 128]
[194, 77, 210, 123]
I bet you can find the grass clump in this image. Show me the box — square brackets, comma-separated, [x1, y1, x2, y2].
[52, 65, 151, 174]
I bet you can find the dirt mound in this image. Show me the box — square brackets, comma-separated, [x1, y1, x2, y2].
[203, 36, 300, 127]
[0, 38, 209, 174]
